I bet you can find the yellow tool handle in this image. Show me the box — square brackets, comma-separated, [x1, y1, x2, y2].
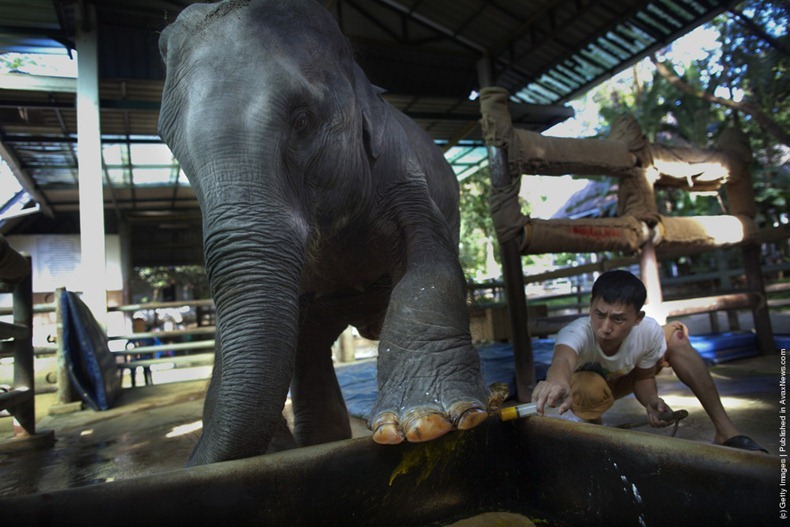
[499, 403, 538, 421]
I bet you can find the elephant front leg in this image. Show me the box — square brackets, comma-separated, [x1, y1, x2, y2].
[289, 301, 353, 447]
[369, 258, 490, 445]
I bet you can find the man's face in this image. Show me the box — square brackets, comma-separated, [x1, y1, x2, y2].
[589, 297, 644, 354]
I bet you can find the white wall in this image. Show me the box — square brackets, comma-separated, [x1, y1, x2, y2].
[7, 234, 123, 294]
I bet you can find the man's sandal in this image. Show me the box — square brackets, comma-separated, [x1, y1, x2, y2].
[720, 435, 768, 453]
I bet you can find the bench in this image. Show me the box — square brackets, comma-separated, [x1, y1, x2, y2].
[117, 352, 215, 387]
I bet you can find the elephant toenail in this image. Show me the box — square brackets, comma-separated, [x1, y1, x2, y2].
[404, 413, 452, 442]
[457, 408, 488, 430]
[373, 424, 405, 445]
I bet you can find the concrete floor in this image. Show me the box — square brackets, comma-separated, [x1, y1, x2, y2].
[0, 347, 779, 500]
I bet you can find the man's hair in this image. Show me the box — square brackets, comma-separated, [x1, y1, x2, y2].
[590, 270, 647, 311]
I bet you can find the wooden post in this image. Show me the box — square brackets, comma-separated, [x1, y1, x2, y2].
[488, 146, 535, 402]
[51, 288, 81, 414]
[743, 243, 775, 354]
[54, 287, 72, 406]
[478, 58, 535, 401]
[339, 326, 355, 363]
[11, 256, 34, 436]
[719, 126, 774, 354]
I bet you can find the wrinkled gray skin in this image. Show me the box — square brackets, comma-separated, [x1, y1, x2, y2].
[158, 0, 487, 466]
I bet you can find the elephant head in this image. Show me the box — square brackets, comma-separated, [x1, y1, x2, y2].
[159, 0, 489, 465]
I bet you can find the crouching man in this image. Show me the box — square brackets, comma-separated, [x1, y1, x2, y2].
[531, 269, 766, 453]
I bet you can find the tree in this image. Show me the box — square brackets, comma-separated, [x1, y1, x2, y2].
[458, 166, 499, 281]
[596, 1, 789, 224]
[458, 1, 788, 281]
[133, 265, 209, 303]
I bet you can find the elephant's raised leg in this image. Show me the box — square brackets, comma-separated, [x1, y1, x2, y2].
[368, 181, 489, 444]
[369, 261, 489, 444]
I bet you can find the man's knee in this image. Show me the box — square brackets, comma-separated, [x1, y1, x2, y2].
[663, 322, 690, 347]
[663, 322, 696, 360]
[571, 371, 614, 420]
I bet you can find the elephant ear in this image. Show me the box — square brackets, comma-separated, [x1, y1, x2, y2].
[353, 64, 388, 161]
[159, 3, 218, 62]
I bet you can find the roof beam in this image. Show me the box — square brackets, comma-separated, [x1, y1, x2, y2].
[1, 135, 162, 144]
[0, 72, 76, 93]
[0, 136, 55, 218]
[0, 98, 161, 112]
[374, 0, 486, 54]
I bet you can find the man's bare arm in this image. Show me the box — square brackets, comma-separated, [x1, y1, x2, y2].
[632, 370, 672, 427]
[531, 344, 577, 415]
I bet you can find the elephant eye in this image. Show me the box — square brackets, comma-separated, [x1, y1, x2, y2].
[292, 110, 312, 134]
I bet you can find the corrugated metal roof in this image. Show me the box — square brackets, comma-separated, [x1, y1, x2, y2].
[0, 0, 737, 265]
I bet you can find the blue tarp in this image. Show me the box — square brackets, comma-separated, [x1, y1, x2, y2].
[337, 332, 763, 421]
[61, 291, 122, 411]
[689, 332, 759, 365]
[774, 334, 790, 352]
[337, 340, 555, 421]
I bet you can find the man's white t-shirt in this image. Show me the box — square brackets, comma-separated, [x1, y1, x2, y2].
[555, 316, 666, 381]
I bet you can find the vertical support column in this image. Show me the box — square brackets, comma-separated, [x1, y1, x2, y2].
[339, 326, 355, 363]
[640, 239, 665, 325]
[488, 148, 534, 401]
[743, 243, 775, 354]
[53, 287, 73, 407]
[715, 251, 740, 331]
[478, 58, 535, 402]
[720, 126, 774, 354]
[76, 3, 107, 330]
[12, 256, 34, 437]
[119, 221, 132, 307]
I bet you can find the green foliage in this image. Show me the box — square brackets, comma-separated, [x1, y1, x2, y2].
[715, 1, 790, 137]
[600, 60, 728, 147]
[596, 1, 788, 223]
[457, 2, 789, 282]
[714, 1, 790, 225]
[457, 167, 541, 280]
[458, 167, 496, 279]
[0, 53, 39, 72]
[133, 266, 209, 302]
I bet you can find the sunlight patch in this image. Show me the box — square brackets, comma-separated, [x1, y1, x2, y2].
[166, 421, 203, 438]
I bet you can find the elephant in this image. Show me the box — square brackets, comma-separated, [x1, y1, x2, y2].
[158, 0, 492, 466]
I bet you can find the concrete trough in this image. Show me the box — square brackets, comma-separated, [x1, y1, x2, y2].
[0, 417, 777, 526]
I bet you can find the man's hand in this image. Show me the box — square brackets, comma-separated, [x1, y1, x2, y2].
[532, 344, 578, 415]
[531, 380, 572, 416]
[645, 396, 673, 427]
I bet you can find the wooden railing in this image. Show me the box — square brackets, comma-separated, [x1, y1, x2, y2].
[0, 235, 54, 446]
[0, 256, 786, 398]
[469, 259, 790, 338]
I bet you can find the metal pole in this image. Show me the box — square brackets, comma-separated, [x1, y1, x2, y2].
[640, 239, 665, 325]
[76, 3, 108, 330]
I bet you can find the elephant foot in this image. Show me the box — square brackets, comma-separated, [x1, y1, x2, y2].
[369, 386, 506, 445]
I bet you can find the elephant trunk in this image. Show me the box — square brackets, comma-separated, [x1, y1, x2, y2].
[193, 200, 309, 463]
